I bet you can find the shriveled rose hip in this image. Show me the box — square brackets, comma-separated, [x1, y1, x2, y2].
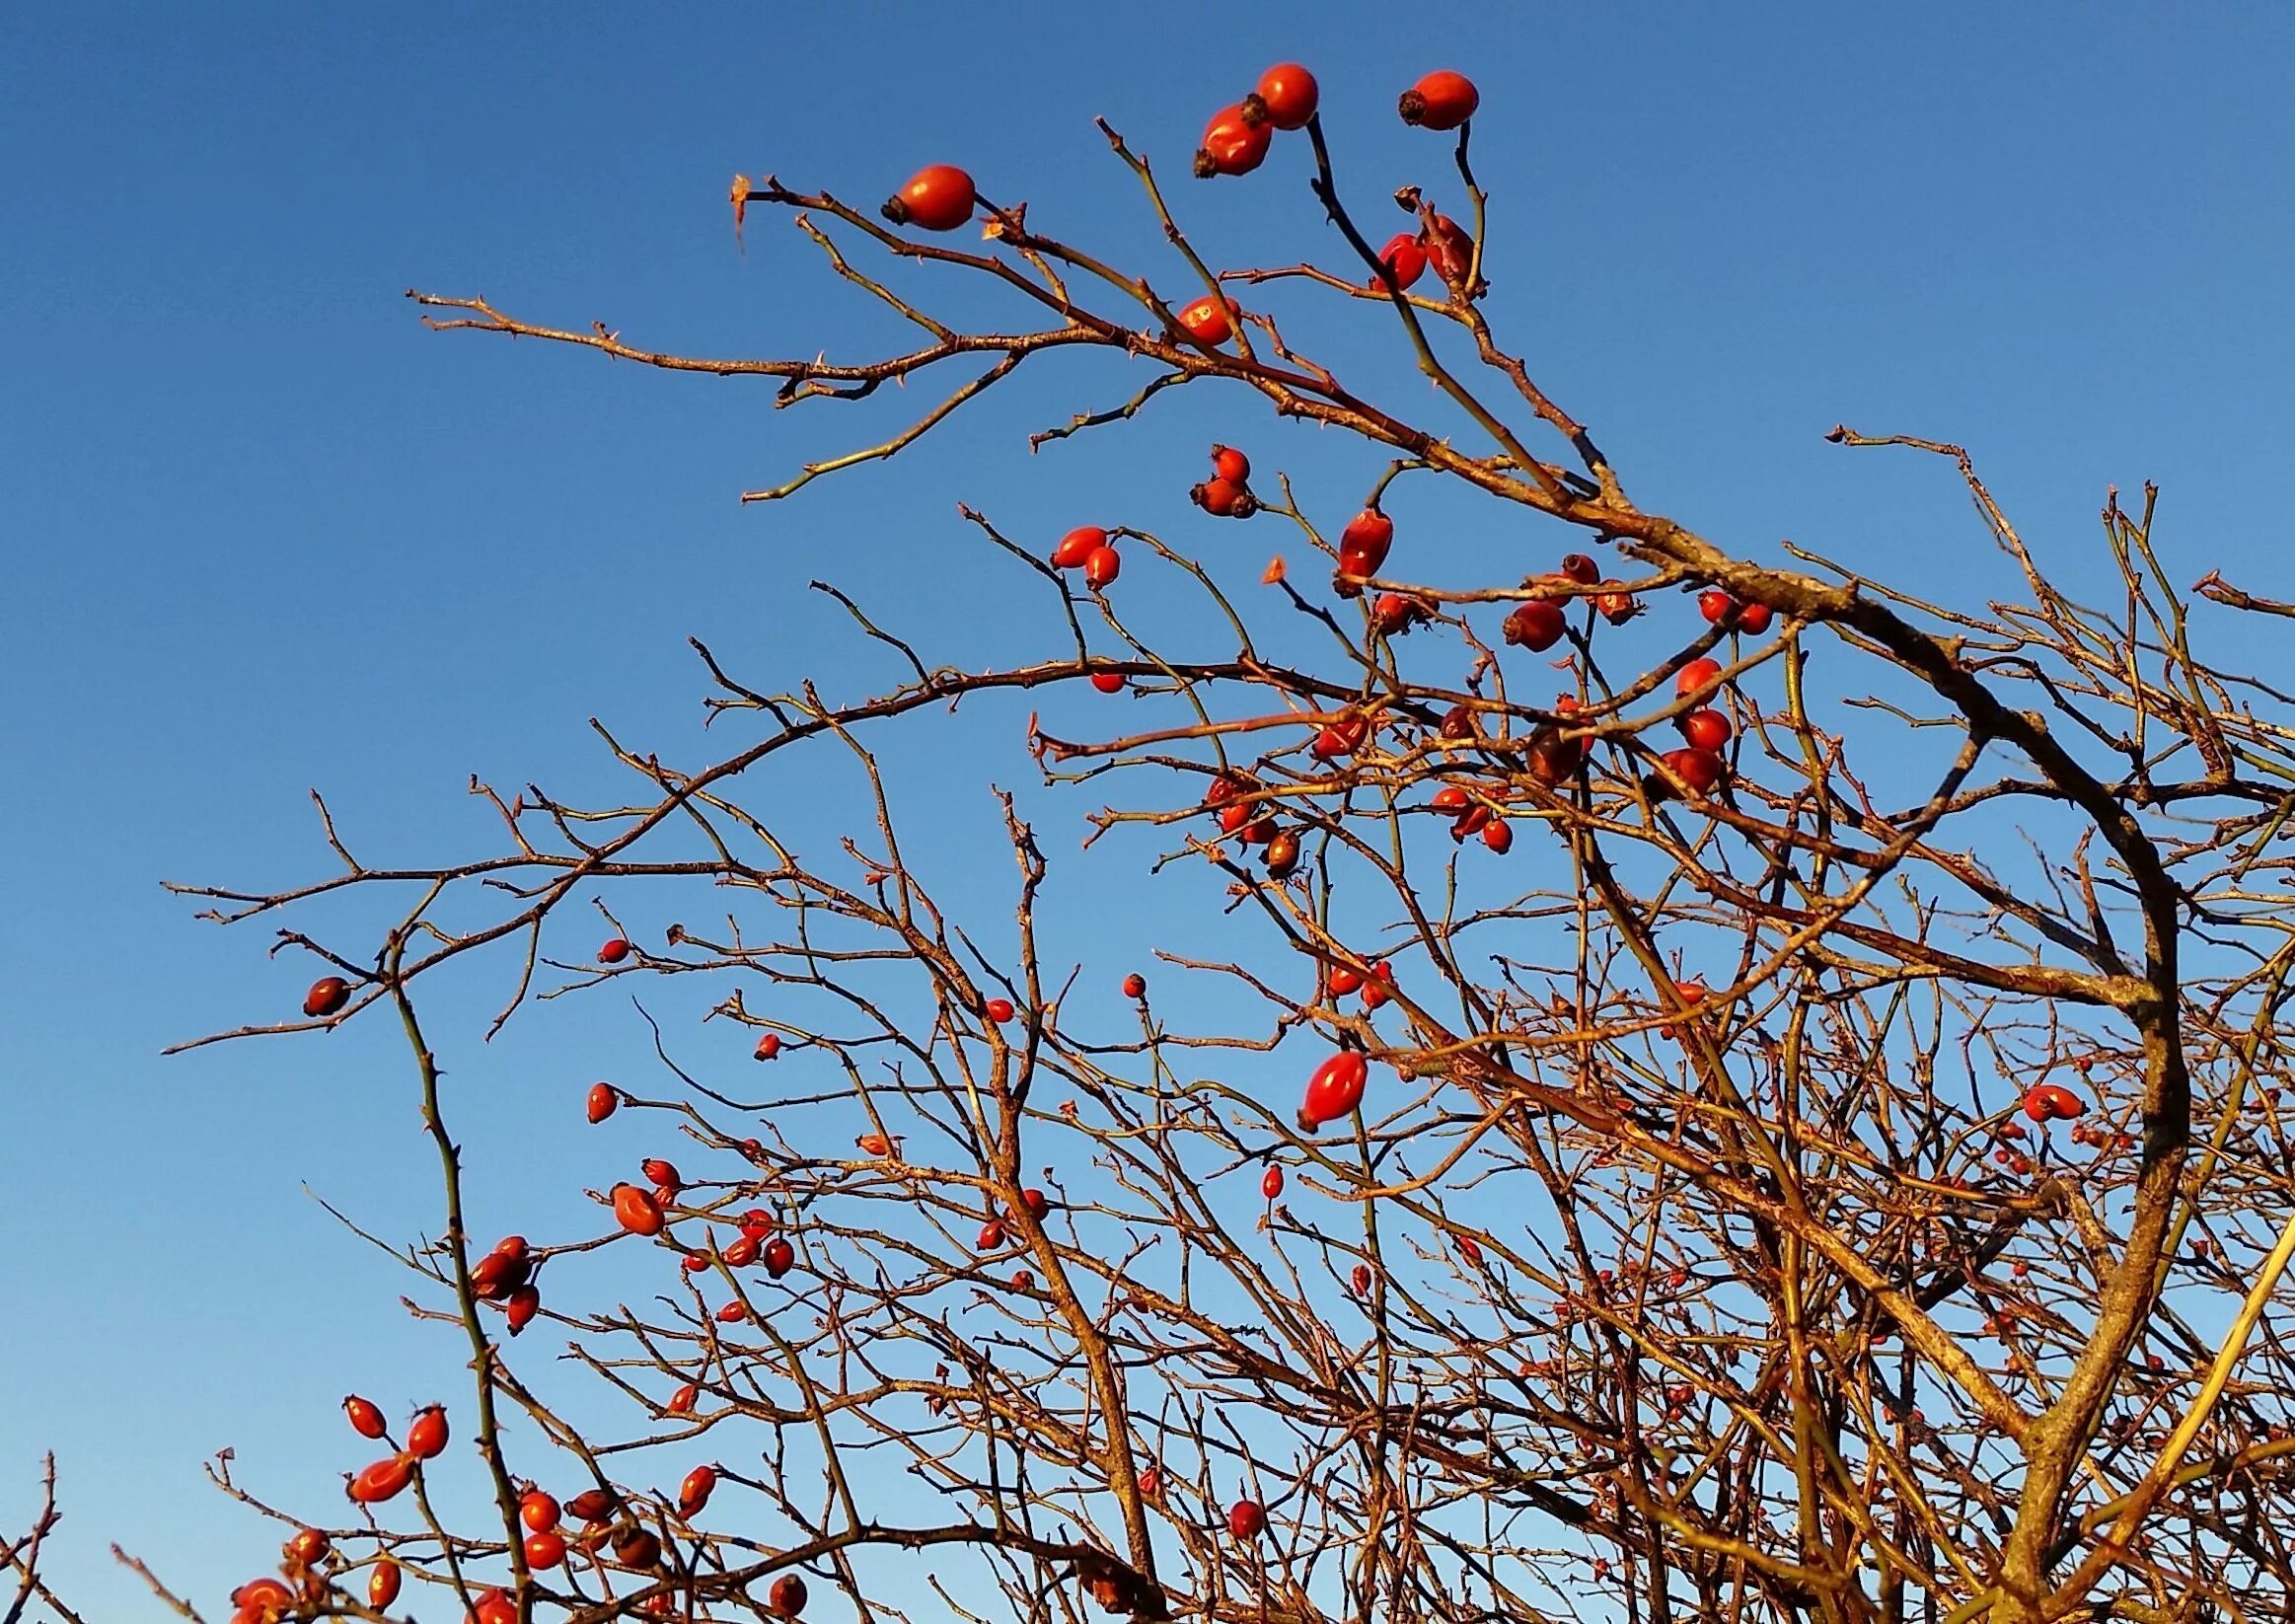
[564, 1488, 620, 1523]
[1192, 476, 1257, 517]
[1422, 214, 1473, 286]
[1371, 592, 1426, 635]
[1504, 601, 1566, 652]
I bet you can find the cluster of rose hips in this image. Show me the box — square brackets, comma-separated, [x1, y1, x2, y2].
[313, 1390, 732, 1619]
[973, 1186, 1054, 1258]
[1190, 443, 1257, 518]
[223, 1526, 334, 1624]
[1431, 783, 1513, 852]
[1370, 210, 1480, 298]
[341, 1397, 448, 1512]
[871, 158, 1237, 353]
[1324, 956, 1397, 1012]
[1202, 772, 1304, 880]
[470, 1232, 543, 1335]
[1285, 973, 1401, 1124]
[2020, 1082, 2086, 1124]
[1489, 552, 1780, 802]
[586, 1115, 809, 1298]
[1193, 62, 1320, 180]
[1979, 1083, 2094, 1174]
[1049, 524, 1125, 590]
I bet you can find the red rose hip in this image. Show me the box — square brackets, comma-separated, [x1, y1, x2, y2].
[883, 164, 976, 232]
[1195, 103, 1272, 178]
[1504, 602, 1566, 652]
[1178, 296, 1233, 346]
[1399, 70, 1479, 130]
[343, 1394, 388, 1439]
[407, 1404, 448, 1460]
[1298, 1052, 1370, 1130]
[1051, 526, 1107, 570]
[1246, 62, 1319, 130]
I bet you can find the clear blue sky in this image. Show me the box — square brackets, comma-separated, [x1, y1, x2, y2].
[4, 3, 2292, 1616]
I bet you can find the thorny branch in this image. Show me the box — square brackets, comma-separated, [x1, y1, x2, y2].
[99, 76, 2295, 1624]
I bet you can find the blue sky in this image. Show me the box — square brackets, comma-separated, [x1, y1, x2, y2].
[4, 2, 2293, 1616]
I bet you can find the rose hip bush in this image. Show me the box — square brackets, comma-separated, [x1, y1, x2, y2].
[22, 61, 2295, 1624]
